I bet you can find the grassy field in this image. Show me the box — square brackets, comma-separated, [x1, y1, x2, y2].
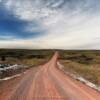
[0, 49, 55, 78]
[59, 50, 100, 85]
[0, 49, 55, 65]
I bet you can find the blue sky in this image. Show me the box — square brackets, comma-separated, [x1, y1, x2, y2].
[0, 0, 100, 49]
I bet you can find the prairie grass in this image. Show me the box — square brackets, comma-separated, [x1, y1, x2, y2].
[60, 51, 100, 85]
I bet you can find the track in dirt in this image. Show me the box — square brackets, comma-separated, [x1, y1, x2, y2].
[0, 52, 100, 100]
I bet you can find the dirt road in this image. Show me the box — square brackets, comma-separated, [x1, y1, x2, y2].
[0, 52, 100, 100]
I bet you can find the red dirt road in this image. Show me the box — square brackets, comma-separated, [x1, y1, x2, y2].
[0, 52, 100, 100]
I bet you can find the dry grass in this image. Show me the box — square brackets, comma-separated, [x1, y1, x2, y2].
[60, 51, 100, 85]
[61, 60, 100, 85]
[0, 49, 51, 78]
[0, 58, 47, 79]
[0, 57, 47, 66]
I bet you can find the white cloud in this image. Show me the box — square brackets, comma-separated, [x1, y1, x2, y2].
[1, 0, 100, 49]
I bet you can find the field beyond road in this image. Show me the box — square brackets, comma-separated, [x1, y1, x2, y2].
[59, 50, 100, 85]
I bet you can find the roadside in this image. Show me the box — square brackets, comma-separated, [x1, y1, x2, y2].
[57, 61, 100, 92]
[0, 66, 39, 100]
[0, 49, 53, 80]
[0, 58, 47, 80]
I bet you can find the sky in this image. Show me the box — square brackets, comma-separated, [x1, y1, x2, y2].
[0, 0, 100, 49]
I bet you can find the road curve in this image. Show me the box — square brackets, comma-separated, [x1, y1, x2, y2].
[0, 52, 100, 100]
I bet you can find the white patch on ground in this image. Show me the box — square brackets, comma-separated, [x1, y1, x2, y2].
[0, 74, 21, 81]
[57, 62, 100, 92]
[0, 69, 29, 81]
[0, 64, 29, 81]
[0, 64, 28, 71]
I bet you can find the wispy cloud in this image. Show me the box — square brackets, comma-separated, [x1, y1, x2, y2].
[0, 0, 100, 49]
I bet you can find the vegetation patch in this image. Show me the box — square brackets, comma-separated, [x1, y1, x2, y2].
[59, 50, 100, 85]
[0, 49, 55, 79]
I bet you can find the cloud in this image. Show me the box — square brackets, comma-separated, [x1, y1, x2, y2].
[0, 2, 45, 39]
[0, 0, 100, 49]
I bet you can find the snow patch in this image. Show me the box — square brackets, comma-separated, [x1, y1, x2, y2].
[0, 74, 21, 81]
[0, 64, 27, 71]
[0, 64, 28, 81]
[0, 69, 28, 81]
